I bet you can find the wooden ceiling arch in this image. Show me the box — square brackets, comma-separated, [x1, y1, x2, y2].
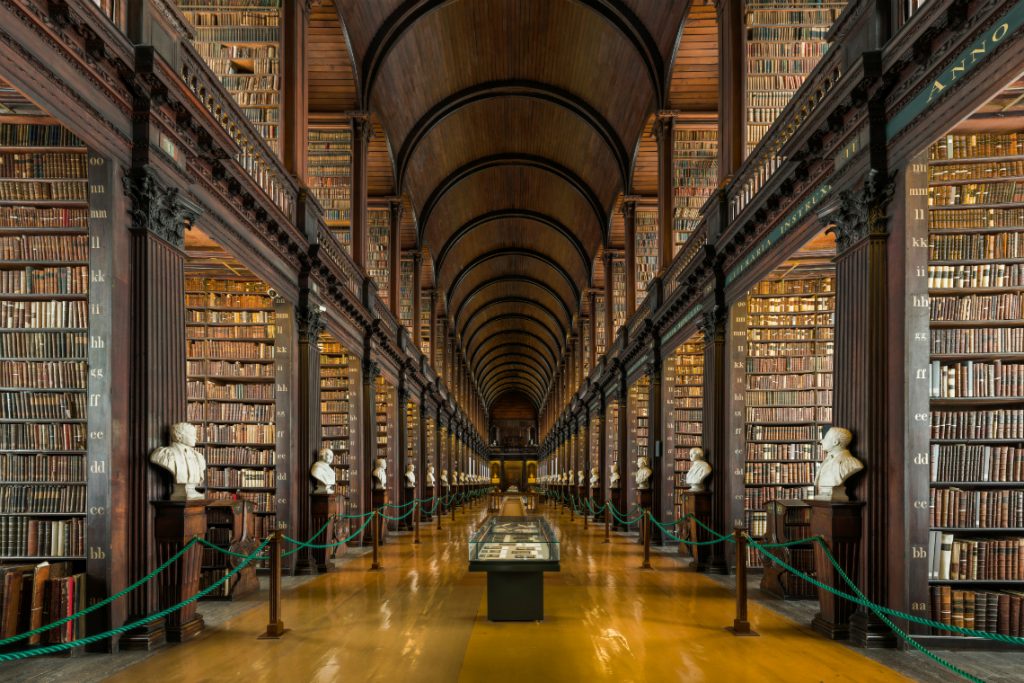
[477, 353, 550, 387]
[458, 297, 567, 346]
[453, 277, 572, 334]
[474, 343, 553, 379]
[485, 380, 543, 410]
[463, 314, 563, 365]
[479, 363, 547, 395]
[445, 249, 580, 316]
[482, 373, 545, 406]
[471, 331, 559, 376]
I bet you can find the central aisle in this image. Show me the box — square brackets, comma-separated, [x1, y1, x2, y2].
[105, 501, 908, 683]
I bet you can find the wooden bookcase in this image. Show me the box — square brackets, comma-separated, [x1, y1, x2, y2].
[903, 130, 1024, 640]
[594, 293, 606, 356]
[178, 0, 282, 155]
[610, 258, 626, 332]
[419, 291, 431, 358]
[374, 375, 395, 509]
[399, 256, 414, 336]
[307, 125, 352, 255]
[319, 334, 356, 520]
[368, 206, 390, 305]
[635, 207, 658, 303]
[743, 1, 846, 157]
[405, 399, 419, 479]
[672, 125, 717, 255]
[666, 335, 704, 520]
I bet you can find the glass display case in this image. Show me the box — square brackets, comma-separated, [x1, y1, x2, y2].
[468, 516, 560, 565]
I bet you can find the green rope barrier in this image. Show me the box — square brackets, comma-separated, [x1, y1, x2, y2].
[0, 536, 271, 662]
[689, 515, 735, 542]
[757, 535, 824, 549]
[380, 499, 418, 509]
[649, 517, 732, 547]
[378, 506, 419, 522]
[279, 516, 374, 551]
[0, 537, 200, 648]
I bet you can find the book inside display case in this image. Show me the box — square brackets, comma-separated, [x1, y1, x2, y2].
[903, 79, 1024, 642]
[728, 230, 836, 568]
[665, 335, 704, 520]
[319, 332, 356, 521]
[184, 227, 293, 545]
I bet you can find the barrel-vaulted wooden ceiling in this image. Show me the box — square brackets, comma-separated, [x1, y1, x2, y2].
[321, 0, 717, 412]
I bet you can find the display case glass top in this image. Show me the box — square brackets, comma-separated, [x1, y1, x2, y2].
[468, 516, 560, 568]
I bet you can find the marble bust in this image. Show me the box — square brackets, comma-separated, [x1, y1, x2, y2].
[577, 470, 584, 486]
[441, 469, 450, 488]
[311, 448, 337, 494]
[150, 422, 207, 501]
[373, 457, 387, 490]
[426, 465, 436, 487]
[635, 456, 652, 490]
[610, 463, 621, 489]
[813, 427, 864, 502]
[404, 462, 416, 488]
[685, 448, 712, 492]
[589, 467, 599, 489]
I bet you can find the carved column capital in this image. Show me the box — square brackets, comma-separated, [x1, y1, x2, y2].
[362, 358, 381, 382]
[831, 169, 897, 253]
[122, 166, 201, 249]
[698, 306, 726, 345]
[351, 114, 373, 146]
[621, 199, 636, 221]
[297, 305, 325, 344]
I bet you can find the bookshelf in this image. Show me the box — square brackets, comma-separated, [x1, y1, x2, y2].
[405, 400, 419, 484]
[178, 0, 282, 155]
[0, 119, 89, 566]
[375, 375, 395, 507]
[419, 291, 431, 358]
[368, 206, 390, 305]
[629, 376, 650, 519]
[916, 131, 1024, 638]
[424, 414, 436, 489]
[307, 125, 352, 255]
[594, 293, 606, 356]
[589, 408, 601, 484]
[606, 398, 620, 481]
[635, 208, 658, 303]
[611, 258, 626, 332]
[184, 273, 281, 541]
[737, 267, 835, 568]
[319, 334, 356, 520]
[399, 256, 414, 336]
[667, 336, 704, 520]
[582, 316, 592, 379]
[672, 126, 718, 255]
[743, 1, 846, 157]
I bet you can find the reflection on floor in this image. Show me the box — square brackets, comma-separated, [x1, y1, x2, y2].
[92, 499, 909, 683]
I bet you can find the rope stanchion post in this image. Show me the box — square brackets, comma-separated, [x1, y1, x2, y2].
[726, 524, 758, 637]
[371, 510, 382, 571]
[604, 506, 611, 543]
[583, 497, 589, 529]
[641, 511, 652, 569]
[436, 496, 442, 530]
[258, 529, 287, 640]
[570, 495, 575, 522]
[413, 500, 421, 544]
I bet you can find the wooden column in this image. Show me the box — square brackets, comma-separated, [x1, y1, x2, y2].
[293, 304, 324, 574]
[281, 0, 309, 177]
[360, 358, 380, 522]
[122, 166, 199, 650]
[655, 113, 675, 269]
[603, 252, 615, 345]
[699, 305, 730, 574]
[412, 253, 423, 347]
[717, 0, 744, 177]
[395, 381, 408, 531]
[648, 358, 667, 545]
[622, 200, 637, 318]
[389, 198, 402, 318]
[351, 116, 370, 269]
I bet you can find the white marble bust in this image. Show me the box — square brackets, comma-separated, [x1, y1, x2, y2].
[685, 447, 712, 492]
[441, 469, 450, 488]
[813, 427, 864, 501]
[426, 464, 436, 487]
[610, 462, 620, 489]
[635, 456, 652, 490]
[373, 457, 387, 490]
[577, 470, 584, 486]
[150, 422, 207, 501]
[589, 467, 599, 489]
[311, 448, 337, 494]
[404, 462, 416, 488]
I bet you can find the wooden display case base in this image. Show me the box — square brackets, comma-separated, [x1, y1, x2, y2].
[678, 490, 713, 571]
[808, 500, 864, 641]
[152, 500, 208, 643]
[118, 619, 167, 651]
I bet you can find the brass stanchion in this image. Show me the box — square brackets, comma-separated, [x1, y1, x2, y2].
[370, 510, 381, 571]
[258, 529, 287, 639]
[727, 524, 758, 636]
[413, 500, 421, 544]
[641, 511, 652, 569]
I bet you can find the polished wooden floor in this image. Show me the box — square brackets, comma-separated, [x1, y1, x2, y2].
[105, 499, 909, 683]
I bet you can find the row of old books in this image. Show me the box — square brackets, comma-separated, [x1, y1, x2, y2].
[0, 206, 85, 227]
[188, 360, 274, 379]
[0, 331, 86, 358]
[184, 277, 267, 293]
[929, 586, 1024, 636]
[188, 381, 273, 401]
[931, 183, 1024, 206]
[0, 484, 85, 513]
[931, 159, 1024, 182]
[0, 234, 88, 260]
[0, 360, 86, 388]
[205, 490, 274, 514]
[204, 448, 276, 466]
[746, 406, 831, 423]
[0, 562, 84, 645]
[186, 324, 274, 340]
[200, 423, 274, 444]
[0, 453, 84, 481]
[746, 371, 832, 391]
[746, 423, 824, 441]
[0, 124, 81, 148]
[0, 300, 88, 328]
[744, 462, 815, 485]
[0, 152, 87, 179]
[0, 423, 85, 450]
[930, 293, 1024, 321]
[929, 232, 1024, 262]
[0, 517, 84, 557]
[187, 401, 274, 422]
[930, 207, 1024, 231]
[746, 442, 821, 461]
[0, 391, 84, 420]
[0, 181, 85, 202]
[929, 531, 1024, 580]
[931, 328, 1024, 355]
[747, 389, 832, 406]
[205, 467, 274, 489]
[931, 133, 1024, 161]
[186, 292, 273, 309]
[931, 444, 1024, 482]
[745, 486, 811, 510]
[187, 309, 273, 324]
[930, 360, 1024, 399]
[747, 355, 833, 374]
[930, 409, 1024, 440]
[930, 488, 1024, 528]
[0, 266, 88, 295]
[929, 263, 1024, 289]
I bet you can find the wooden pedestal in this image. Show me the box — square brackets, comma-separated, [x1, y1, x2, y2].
[589, 488, 603, 521]
[610, 486, 625, 530]
[808, 500, 864, 640]
[310, 493, 343, 573]
[678, 490, 713, 571]
[402, 486, 415, 530]
[368, 489, 388, 546]
[637, 489, 652, 544]
[422, 485, 434, 521]
[152, 500, 206, 642]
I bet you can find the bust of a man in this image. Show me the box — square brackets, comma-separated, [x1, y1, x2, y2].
[441, 469, 450, 488]
[150, 422, 207, 501]
[813, 426, 864, 502]
[404, 462, 416, 488]
[577, 470, 584, 486]
[685, 447, 712, 492]
[311, 448, 337, 494]
[589, 467, 599, 489]
[426, 464, 436, 487]
[635, 456, 652, 490]
[610, 463, 621, 489]
[373, 457, 387, 490]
